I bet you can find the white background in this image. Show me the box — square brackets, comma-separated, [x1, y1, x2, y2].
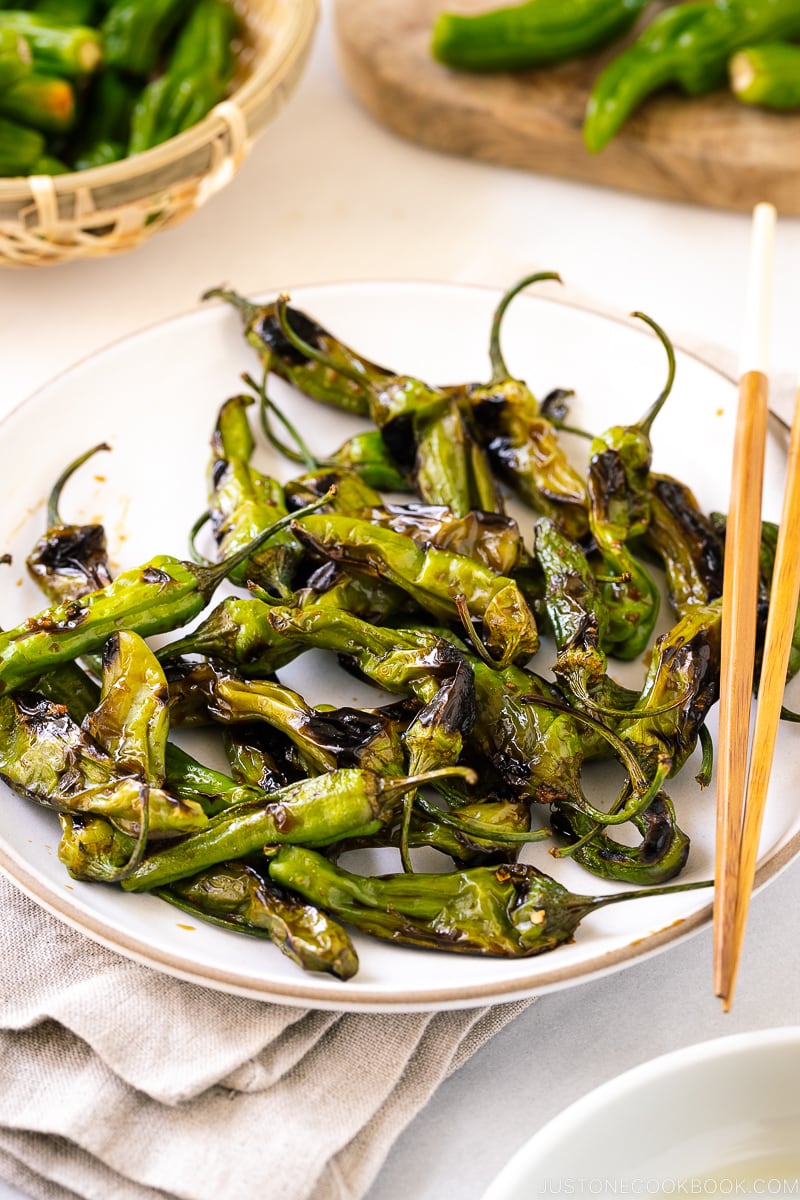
[2, 2, 800, 1197]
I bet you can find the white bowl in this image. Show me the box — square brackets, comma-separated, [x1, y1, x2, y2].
[482, 1028, 800, 1197]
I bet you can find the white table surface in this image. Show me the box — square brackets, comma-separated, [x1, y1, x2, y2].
[3, 4, 800, 1198]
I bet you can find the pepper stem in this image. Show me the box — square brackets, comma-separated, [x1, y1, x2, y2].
[488, 271, 562, 383]
[47, 442, 111, 528]
[100, 784, 152, 883]
[631, 311, 676, 435]
[379, 765, 478, 804]
[203, 286, 261, 326]
[582, 876, 713, 912]
[276, 294, 371, 391]
[696, 724, 714, 788]
[521, 692, 651, 795]
[244, 367, 318, 470]
[188, 510, 213, 566]
[413, 793, 550, 844]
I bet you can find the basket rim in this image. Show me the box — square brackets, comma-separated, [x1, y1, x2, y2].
[0, 0, 318, 202]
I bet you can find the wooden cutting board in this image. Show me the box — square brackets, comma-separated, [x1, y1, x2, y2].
[334, 0, 800, 214]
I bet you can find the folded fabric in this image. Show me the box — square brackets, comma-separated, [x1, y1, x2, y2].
[0, 875, 530, 1200]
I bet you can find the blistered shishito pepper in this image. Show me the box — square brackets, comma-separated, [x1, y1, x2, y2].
[533, 516, 614, 703]
[122, 765, 473, 892]
[0, 692, 206, 836]
[616, 602, 721, 787]
[354, 504, 528, 577]
[644, 474, 724, 615]
[338, 796, 535, 867]
[83, 631, 170, 786]
[256, 377, 412, 494]
[57, 812, 140, 883]
[207, 673, 410, 780]
[273, 295, 503, 518]
[551, 791, 691, 885]
[26, 443, 112, 605]
[431, 0, 651, 73]
[0, 508, 298, 696]
[160, 861, 359, 980]
[586, 313, 674, 661]
[205, 394, 302, 598]
[163, 741, 264, 815]
[268, 846, 710, 958]
[204, 288, 378, 416]
[584, 0, 800, 151]
[285, 465, 383, 514]
[455, 274, 589, 539]
[291, 513, 539, 666]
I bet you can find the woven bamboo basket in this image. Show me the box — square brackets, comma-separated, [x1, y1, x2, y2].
[0, 0, 318, 267]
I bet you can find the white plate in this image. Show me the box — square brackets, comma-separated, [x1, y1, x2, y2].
[1, 280, 798, 1012]
[481, 1027, 800, 1196]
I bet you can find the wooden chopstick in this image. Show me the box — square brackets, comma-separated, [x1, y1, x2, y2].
[723, 387, 800, 1009]
[713, 202, 776, 1004]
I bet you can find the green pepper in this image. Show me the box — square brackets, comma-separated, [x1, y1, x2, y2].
[122, 765, 473, 892]
[82, 631, 170, 786]
[0, 12, 101, 76]
[101, 0, 192, 76]
[70, 67, 137, 170]
[729, 41, 800, 109]
[0, 27, 31, 93]
[0, 508, 300, 695]
[457, 274, 589, 540]
[26, 443, 113, 605]
[616, 602, 721, 785]
[268, 846, 711, 958]
[205, 673, 410, 781]
[291, 513, 539, 667]
[0, 112, 44, 174]
[163, 741, 263, 815]
[643, 474, 724, 615]
[204, 288, 379, 417]
[57, 811, 142, 883]
[0, 691, 206, 835]
[161, 861, 359, 980]
[586, 313, 674, 661]
[0, 70, 75, 132]
[204, 394, 303, 599]
[584, 0, 800, 151]
[431, 0, 652, 73]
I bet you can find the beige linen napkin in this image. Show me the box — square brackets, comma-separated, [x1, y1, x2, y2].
[0, 874, 530, 1200]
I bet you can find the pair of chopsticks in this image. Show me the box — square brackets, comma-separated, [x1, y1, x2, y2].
[714, 202, 800, 1010]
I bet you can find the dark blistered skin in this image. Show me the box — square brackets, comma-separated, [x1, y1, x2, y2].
[26, 524, 113, 605]
[463, 379, 589, 539]
[616, 603, 722, 781]
[551, 792, 691, 886]
[645, 474, 724, 613]
[357, 503, 527, 577]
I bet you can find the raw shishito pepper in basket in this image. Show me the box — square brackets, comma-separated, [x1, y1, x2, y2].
[0, 0, 241, 176]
